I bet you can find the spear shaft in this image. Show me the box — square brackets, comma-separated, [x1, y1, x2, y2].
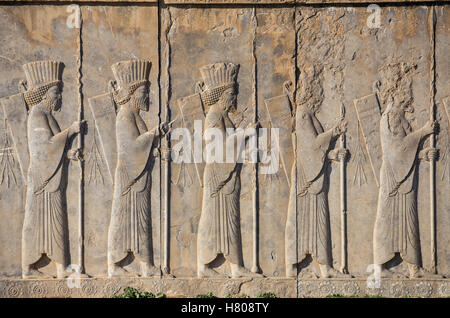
[250, 7, 260, 274]
[76, 8, 85, 274]
[339, 104, 347, 274]
[428, 6, 437, 274]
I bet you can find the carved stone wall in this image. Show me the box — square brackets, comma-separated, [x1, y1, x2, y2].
[0, 1, 448, 297]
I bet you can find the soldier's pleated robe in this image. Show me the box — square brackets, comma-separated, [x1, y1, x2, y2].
[108, 108, 155, 264]
[197, 110, 243, 265]
[22, 105, 69, 267]
[373, 109, 421, 265]
[285, 108, 333, 266]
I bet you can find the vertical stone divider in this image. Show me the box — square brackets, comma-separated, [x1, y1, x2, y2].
[294, 7, 299, 292]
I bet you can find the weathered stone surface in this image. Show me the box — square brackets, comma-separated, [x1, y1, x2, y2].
[0, 2, 448, 297]
[163, 0, 439, 4]
[0, 0, 441, 3]
[1, 278, 450, 298]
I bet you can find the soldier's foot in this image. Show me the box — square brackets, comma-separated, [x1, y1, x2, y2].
[140, 263, 161, 278]
[370, 264, 396, 278]
[56, 263, 71, 279]
[108, 265, 135, 278]
[319, 265, 352, 278]
[286, 265, 297, 278]
[55, 266, 90, 279]
[408, 265, 443, 279]
[379, 268, 399, 278]
[197, 266, 224, 278]
[230, 265, 263, 278]
[22, 267, 44, 279]
[299, 270, 320, 279]
[162, 267, 175, 278]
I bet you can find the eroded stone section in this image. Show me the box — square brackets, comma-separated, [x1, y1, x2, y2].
[369, 62, 440, 279]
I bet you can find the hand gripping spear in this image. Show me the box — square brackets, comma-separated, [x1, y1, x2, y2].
[339, 103, 348, 274]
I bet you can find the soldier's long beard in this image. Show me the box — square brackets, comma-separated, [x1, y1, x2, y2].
[219, 95, 237, 129]
[220, 93, 236, 115]
[44, 97, 61, 112]
[131, 95, 149, 111]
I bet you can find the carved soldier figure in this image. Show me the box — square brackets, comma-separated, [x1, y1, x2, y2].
[107, 60, 167, 277]
[285, 72, 348, 278]
[196, 62, 260, 278]
[373, 64, 438, 278]
[21, 60, 83, 279]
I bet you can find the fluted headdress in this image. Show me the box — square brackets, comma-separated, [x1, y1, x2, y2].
[111, 60, 151, 105]
[199, 62, 239, 106]
[22, 60, 63, 107]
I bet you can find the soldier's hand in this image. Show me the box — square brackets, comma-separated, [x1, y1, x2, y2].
[423, 120, 438, 136]
[328, 148, 347, 162]
[70, 120, 86, 135]
[80, 120, 87, 133]
[69, 120, 81, 135]
[159, 122, 170, 136]
[151, 126, 160, 138]
[419, 147, 439, 162]
[427, 148, 439, 161]
[67, 148, 83, 161]
[337, 147, 349, 162]
[372, 80, 381, 95]
[333, 119, 347, 138]
[246, 121, 260, 130]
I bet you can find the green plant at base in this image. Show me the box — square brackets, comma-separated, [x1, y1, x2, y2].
[256, 292, 277, 298]
[196, 292, 217, 298]
[326, 294, 385, 298]
[113, 287, 165, 298]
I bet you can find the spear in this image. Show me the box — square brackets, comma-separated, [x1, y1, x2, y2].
[428, 6, 437, 274]
[162, 8, 170, 276]
[75, 7, 85, 274]
[250, 7, 260, 274]
[339, 103, 348, 274]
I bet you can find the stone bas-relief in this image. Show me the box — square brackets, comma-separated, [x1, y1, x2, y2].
[189, 62, 262, 278]
[362, 63, 441, 279]
[3, 61, 83, 279]
[0, 2, 448, 297]
[284, 72, 350, 279]
[89, 60, 168, 278]
[108, 60, 160, 277]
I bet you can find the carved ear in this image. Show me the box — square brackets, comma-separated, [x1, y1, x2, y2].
[283, 81, 295, 114]
[18, 80, 27, 93]
[283, 81, 293, 95]
[108, 80, 118, 93]
[372, 80, 381, 95]
[195, 81, 205, 94]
